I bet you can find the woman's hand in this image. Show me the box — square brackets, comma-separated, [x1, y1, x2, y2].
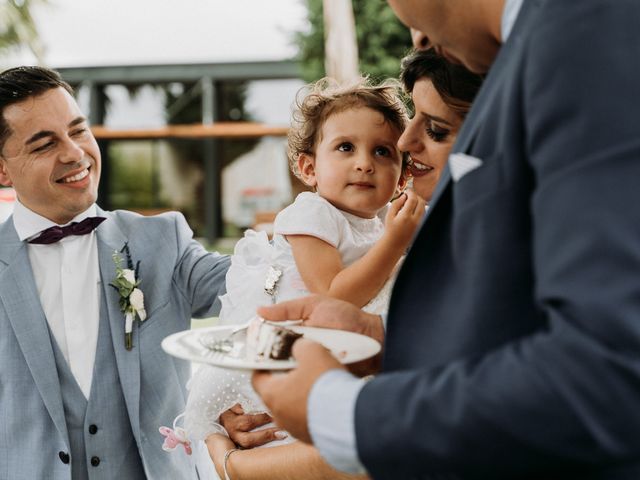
[205, 433, 236, 479]
[219, 404, 287, 449]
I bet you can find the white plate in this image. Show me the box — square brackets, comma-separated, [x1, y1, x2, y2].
[161, 325, 381, 370]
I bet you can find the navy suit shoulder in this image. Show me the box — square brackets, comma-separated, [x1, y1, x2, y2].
[355, 1, 640, 478]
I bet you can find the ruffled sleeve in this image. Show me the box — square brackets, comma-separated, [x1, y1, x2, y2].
[274, 192, 345, 247]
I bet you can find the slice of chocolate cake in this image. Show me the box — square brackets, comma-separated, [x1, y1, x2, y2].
[246, 317, 303, 361]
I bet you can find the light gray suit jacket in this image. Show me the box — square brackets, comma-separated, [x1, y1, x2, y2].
[0, 208, 230, 479]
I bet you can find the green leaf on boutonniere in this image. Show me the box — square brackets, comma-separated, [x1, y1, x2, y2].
[110, 243, 146, 351]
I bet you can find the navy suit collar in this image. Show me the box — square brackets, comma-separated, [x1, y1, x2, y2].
[426, 0, 538, 214]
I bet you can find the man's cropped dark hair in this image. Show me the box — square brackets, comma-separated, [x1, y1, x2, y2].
[0, 66, 73, 153]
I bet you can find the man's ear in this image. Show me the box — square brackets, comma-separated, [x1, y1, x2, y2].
[297, 153, 317, 188]
[0, 158, 13, 187]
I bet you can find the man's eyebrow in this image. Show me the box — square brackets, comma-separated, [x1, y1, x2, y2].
[25, 117, 87, 146]
[68, 116, 87, 128]
[25, 130, 54, 146]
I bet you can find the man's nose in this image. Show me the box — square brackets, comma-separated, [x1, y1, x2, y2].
[410, 28, 431, 50]
[59, 138, 84, 163]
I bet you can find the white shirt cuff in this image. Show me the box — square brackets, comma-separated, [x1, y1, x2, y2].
[307, 369, 368, 475]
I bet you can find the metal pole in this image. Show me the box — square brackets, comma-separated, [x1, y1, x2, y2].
[86, 82, 109, 209]
[201, 76, 220, 243]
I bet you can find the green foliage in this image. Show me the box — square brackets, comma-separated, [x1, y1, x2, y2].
[0, 0, 46, 63]
[294, 0, 412, 82]
[107, 142, 158, 209]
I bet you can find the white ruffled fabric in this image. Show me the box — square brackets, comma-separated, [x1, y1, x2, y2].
[183, 366, 267, 441]
[182, 193, 397, 445]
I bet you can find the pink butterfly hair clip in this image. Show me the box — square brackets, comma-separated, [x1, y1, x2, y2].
[159, 413, 192, 455]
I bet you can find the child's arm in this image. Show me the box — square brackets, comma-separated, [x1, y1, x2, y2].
[288, 190, 425, 307]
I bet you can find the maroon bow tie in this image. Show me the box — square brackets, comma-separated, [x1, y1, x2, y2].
[28, 217, 106, 245]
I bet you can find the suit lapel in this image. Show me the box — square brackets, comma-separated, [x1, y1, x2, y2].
[0, 218, 70, 445]
[95, 209, 142, 442]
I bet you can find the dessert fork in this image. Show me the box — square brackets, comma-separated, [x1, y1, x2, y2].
[200, 319, 303, 353]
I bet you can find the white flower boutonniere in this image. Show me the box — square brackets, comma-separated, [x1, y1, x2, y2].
[110, 243, 146, 350]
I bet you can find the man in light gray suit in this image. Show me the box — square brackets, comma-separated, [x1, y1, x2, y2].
[0, 66, 229, 479]
[254, 0, 640, 478]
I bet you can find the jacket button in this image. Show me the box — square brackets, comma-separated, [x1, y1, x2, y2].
[91, 456, 100, 467]
[58, 451, 70, 464]
[88, 424, 98, 435]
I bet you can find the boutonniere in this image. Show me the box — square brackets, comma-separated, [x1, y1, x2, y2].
[110, 243, 146, 350]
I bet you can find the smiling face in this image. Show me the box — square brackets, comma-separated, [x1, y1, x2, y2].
[0, 87, 101, 224]
[398, 78, 463, 202]
[298, 106, 404, 218]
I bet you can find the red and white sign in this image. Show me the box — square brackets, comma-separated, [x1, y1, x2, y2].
[0, 188, 16, 222]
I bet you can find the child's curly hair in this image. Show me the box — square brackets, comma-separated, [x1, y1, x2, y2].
[287, 77, 409, 178]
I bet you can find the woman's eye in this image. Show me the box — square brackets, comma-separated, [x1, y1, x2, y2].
[337, 142, 354, 152]
[425, 124, 449, 142]
[374, 146, 391, 156]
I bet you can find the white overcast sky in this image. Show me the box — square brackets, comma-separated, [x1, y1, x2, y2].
[21, 0, 308, 67]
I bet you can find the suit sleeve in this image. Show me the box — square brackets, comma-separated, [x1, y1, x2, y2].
[355, 2, 640, 477]
[170, 212, 231, 318]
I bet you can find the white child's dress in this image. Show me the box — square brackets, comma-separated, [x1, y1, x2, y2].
[183, 192, 397, 444]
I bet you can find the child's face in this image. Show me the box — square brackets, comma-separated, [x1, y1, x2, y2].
[298, 106, 404, 219]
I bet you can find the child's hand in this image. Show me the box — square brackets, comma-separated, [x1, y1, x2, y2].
[384, 189, 426, 251]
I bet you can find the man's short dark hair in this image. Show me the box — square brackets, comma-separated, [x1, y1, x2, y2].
[0, 66, 73, 153]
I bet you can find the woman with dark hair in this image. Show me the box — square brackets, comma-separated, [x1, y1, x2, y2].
[203, 50, 483, 480]
[399, 48, 483, 202]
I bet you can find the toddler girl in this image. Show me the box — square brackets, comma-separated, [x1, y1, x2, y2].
[170, 77, 425, 460]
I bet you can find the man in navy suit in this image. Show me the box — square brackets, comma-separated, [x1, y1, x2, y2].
[253, 0, 640, 478]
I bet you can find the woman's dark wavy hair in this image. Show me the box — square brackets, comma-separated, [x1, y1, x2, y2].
[0, 66, 73, 153]
[400, 48, 483, 118]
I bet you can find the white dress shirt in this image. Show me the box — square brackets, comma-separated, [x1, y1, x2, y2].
[307, 0, 526, 473]
[13, 200, 102, 399]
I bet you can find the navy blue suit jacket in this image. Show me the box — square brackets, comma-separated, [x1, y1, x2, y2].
[355, 1, 640, 478]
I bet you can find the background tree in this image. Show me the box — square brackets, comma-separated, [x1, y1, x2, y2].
[0, 0, 46, 64]
[295, 0, 412, 82]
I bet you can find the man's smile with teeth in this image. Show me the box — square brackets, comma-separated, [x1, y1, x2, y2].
[58, 168, 89, 183]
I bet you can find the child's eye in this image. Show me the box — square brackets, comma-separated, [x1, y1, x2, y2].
[374, 146, 391, 157]
[337, 142, 354, 152]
